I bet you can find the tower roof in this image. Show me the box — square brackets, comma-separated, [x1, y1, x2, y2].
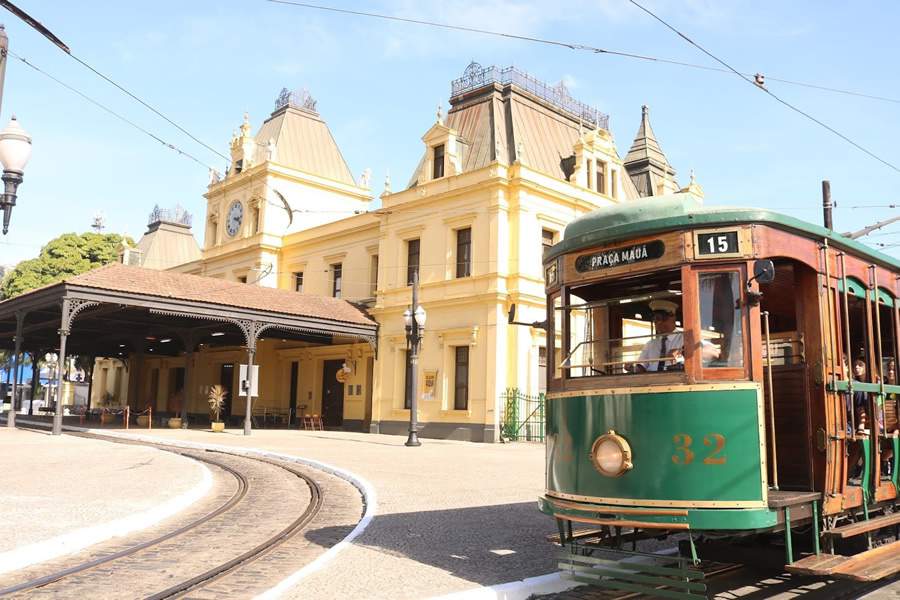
[406, 63, 638, 199]
[253, 89, 356, 186]
[624, 105, 677, 197]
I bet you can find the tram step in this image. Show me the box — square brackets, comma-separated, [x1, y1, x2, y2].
[822, 511, 900, 539]
[786, 539, 900, 581]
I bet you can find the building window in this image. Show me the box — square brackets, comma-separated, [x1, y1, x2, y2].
[252, 205, 261, 234]
[294, 271, 304, 293]
[542, 228, 556, 251]
[238, 276, 247, 284]
[235, 159, 243, 174]
[433, 144, 445, 179]
[611, 169, 618, 198]
[585, 158, 593, 189]
[404, 350, 413, 410]
[407, 238, 420, 285]
[539, 346, 548, 367]
[456, 227, 471, 278]
[596, 161, 606, 194]
[454, 346, 469, 410]
[332, 263, 342, 298]
[370, 255, 379, 297]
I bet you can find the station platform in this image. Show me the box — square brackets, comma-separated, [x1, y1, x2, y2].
[0, 426, 209, 574]
[1, 422, 560, 599]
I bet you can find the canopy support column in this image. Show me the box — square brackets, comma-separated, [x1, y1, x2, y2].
[6, 311, 25, 428]
[179, 330, 195, 429]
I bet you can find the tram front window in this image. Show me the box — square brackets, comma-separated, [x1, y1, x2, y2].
[698, 272, 743, 368]
[562, 270, 683, 377]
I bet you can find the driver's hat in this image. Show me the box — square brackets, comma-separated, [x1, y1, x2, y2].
[648, 299, 678, 316]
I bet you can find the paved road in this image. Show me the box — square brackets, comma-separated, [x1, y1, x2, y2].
[0, 445, 361, 599]
[78, 427, 558, 599]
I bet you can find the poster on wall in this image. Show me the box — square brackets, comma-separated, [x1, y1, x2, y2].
[423, 370, 437, 400]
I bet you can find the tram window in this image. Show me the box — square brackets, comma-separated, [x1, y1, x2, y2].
[844, 293, 869, 374]
[552, 294, 563, 380]
[877, 290, 896, 382]
[560, 269, 682, 377]
[698, 272, 744, 368]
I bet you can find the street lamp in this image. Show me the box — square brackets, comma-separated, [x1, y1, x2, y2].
[404, 273, 426, 447]
[43, 352, 58, 412]
[0, 116, 32, 234]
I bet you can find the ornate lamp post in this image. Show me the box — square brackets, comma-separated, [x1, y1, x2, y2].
[0, 116, 32, 234]
[403, 273, 426, 447]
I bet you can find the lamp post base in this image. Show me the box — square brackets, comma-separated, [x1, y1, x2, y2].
[405, 430, 421, 446]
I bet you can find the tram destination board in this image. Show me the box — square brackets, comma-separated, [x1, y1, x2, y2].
[575, 240, 665, 272]
[697, 230, 739, 256]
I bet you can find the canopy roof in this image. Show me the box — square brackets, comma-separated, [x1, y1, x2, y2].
[0, 264, 377, 355]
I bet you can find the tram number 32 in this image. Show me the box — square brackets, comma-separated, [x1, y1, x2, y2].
[697, 231, 738, 256]
[672, 433, 727, 465]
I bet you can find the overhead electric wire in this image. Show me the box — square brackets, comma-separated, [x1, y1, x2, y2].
[9, 50, 218, 172]
[626, 0, 900, 175]
[262, 0, 900, 106]
[0, 0, 228, 164]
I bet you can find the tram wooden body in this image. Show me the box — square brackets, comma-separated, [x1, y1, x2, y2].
[539, 195, 900, 585]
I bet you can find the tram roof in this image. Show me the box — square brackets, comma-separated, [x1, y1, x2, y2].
[547, 193, 900, 270]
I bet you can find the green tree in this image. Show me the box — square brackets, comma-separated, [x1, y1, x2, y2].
[0, 232, 132, 299]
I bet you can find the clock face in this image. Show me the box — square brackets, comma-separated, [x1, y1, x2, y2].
[225, 201, 243, 237]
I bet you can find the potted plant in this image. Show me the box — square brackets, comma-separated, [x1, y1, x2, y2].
[208, 385, 227, 432]
[167, 390, 184, 428]
[136, 404, 151, 428]
[100, 393, 116, 425]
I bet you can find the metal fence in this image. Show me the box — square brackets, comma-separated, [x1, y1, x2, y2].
[500, 388, 545, 442]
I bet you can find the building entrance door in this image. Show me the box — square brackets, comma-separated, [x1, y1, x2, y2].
[321, 360, 344, 427]
[220, 364, 234, 421]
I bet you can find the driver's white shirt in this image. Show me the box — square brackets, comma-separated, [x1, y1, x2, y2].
[638, 332, 684, 372]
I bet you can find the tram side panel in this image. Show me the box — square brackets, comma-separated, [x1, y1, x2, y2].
[547, 385, 767, 511]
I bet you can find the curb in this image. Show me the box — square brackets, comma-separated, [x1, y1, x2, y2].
[21, 423, 378, 600]
[0, 424, 213, 576]
[428, 572, 580, 600]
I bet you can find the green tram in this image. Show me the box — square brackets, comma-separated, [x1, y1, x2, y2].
[538, 195, 900, 589]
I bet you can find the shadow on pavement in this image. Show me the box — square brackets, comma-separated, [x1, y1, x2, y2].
[306, 501, 559, 586]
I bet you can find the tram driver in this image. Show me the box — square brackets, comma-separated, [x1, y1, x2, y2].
[635, 299, 723, 372]
[636, 300, 683, 372]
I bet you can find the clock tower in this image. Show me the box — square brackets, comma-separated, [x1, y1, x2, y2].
[197, 89, 372, 286]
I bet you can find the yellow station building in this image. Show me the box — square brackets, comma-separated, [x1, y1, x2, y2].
[98, 63, 701, 441]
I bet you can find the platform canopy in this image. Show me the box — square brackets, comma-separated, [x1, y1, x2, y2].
[0, 264, 378, 434]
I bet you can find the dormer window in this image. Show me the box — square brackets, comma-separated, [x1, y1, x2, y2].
[234, 159, 243, 174]
[433, 144, 445, 179]
[596, 161, 606, 194]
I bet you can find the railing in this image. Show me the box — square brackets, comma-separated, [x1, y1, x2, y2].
[500, 387, 545, 442]
[450, 62, 609, 130]
[148, 205, 192, 227]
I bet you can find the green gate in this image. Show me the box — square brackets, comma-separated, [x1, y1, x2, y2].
[500, 388, 545, 442]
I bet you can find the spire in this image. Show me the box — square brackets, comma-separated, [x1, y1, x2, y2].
[623, 105, 678, 198]
[624, 105, 671, 170]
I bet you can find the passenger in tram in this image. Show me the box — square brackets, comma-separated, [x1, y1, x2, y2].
[847, 358, 869, 481]
[881, 359, 897, 477]
[636, 300, 683, 372]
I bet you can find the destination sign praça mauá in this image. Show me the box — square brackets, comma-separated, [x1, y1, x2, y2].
[575, 240, 665, 272]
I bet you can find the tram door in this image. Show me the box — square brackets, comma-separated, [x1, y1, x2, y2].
[322, 360, 345, 427]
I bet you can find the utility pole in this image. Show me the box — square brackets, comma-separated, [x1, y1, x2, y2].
[822, 180, 833, 231]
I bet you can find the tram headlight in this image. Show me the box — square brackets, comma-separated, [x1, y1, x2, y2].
[590, 430, 633, 477]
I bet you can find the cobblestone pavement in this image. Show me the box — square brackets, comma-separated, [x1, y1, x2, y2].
[1, 446, 361, 599]
[79, 428, 559, 599]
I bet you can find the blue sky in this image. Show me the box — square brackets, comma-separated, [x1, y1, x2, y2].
[1, 0, 899, 265]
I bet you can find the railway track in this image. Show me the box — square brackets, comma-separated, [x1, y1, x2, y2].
[0, 428, 330, 599]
